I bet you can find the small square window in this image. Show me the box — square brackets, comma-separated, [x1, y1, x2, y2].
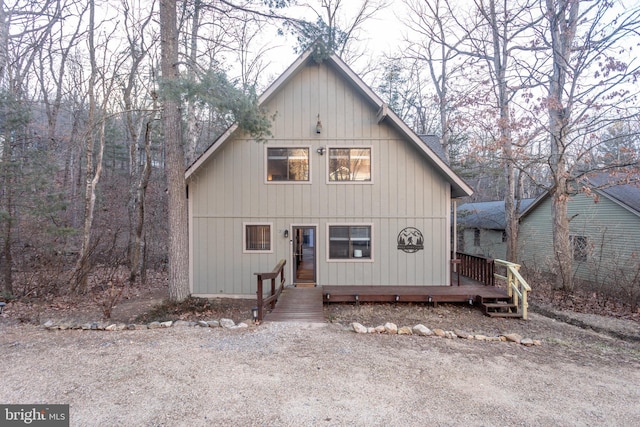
[244, 224, 272, 253]
[328, 148, 371, 181]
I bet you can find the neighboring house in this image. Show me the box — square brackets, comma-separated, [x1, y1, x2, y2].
[456, 199, 535, 260]
[185, 48, 473, 298]
[518, 174, 640, 289]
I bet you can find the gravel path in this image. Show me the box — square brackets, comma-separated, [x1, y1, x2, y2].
[1, 317, 639, 426]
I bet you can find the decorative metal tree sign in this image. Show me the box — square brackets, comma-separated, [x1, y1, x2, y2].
[397, 227, 424, 253]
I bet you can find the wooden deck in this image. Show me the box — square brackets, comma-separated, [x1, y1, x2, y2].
[323, 281, 509, 304]
[264, 280, 511, 323]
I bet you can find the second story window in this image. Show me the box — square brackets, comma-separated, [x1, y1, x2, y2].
[267, 147, 309, 181]
[328, 147, 371, 182]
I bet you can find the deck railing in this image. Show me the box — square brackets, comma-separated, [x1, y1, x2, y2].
[493, 259, 532, 320]
[455, 252, 495, 286]
[254, 259, 287, 323]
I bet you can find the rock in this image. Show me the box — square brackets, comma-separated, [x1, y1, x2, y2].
[207, 320, 220, 328]
[521, 338, 534, 346]
[81, 323, 93, 330]
[131, 324, 148, 330]
[173, 320, 191, 327]
[236, 322, 249, 329]
[398, 326, 413, 335]
[148, 321, 161, 329]
[503, 333, 523, 344]
[367, 327, 376, 334]
[444, 331, 456, 339]
[160, 321, 173, 328]
[486, 336, 501, 342]
[433, 328, 445, 337]
[105, 324, 118, 331]
[220, 318, 235, 328]
[533, 340, 542, 346]
[197, 320, 209, 328]
[90, 322, 100, 330]
[413, 325, 433, 336]
[375, 325, 386, 333]
[499, 336, 507, 342]
[474, 335, 487, 341]
[43, 320, 55, 329]
[454, 329, 472, 339]
[384, 322, 398, 334]
[352, 322, 368, 334]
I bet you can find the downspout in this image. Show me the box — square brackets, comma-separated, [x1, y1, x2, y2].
[453, 199, 458, 265]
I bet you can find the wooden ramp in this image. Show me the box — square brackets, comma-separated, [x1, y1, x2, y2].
[264, 286, 326, 323]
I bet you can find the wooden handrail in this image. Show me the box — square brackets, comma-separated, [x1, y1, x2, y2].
[254, 259, 287, 323]
[455, 252, 495, 286]
[494, 259, 531, 320]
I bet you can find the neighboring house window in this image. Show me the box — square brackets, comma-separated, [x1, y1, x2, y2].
[267, 147, 309, 181]
[244, 223, 272, 253]
[328, 225, 372, 259]
[328, 147, 371, 181]
[570, 235, 589, 261]
[474, 229, 481, 247]
[457, 231, 465, 251]
[501, 231, 507, 243]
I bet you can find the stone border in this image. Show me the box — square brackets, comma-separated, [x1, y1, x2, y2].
[41, 318, 251, 331]
[351, 322, 542, 347]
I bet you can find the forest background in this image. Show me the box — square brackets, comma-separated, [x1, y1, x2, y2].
[1, 0, 639, 314]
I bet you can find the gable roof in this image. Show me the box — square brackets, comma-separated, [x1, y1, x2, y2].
[521, 173, 640, 219]
[457, 199, 535, 230]
[185, 48, 473, 198]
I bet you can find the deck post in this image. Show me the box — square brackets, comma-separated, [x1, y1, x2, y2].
[256, 277, 264, 322]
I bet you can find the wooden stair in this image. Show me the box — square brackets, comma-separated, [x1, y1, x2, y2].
[477, 296, 523, 318]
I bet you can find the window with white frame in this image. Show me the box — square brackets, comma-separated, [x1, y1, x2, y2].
[328, 147, 371, 181]
[244, 223, 272, 252]
[267, 147, 309, 181]
[328, 225, 372, 259]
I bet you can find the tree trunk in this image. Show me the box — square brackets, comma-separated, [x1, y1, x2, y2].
[546, 0, 579, 291]
[160, 0, 190, 302]
[129, 121, 152, 284]
[73, 0, 104, 294]
[0, 140, 13, 296]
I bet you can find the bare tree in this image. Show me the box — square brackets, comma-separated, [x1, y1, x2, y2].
[403, 0, 471, 159]
[541, 0, 640, 291]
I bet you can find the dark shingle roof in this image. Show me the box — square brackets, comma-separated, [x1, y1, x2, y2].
[457, 199, 535, 230]
[418, 135, 448, 165]
[586, 173, 640, 214]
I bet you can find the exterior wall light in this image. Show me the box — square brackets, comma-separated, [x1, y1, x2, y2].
[316, 147, 325, 155]
[316, 114, 322, 134]
[283, 229, 289, 238]
[251, 306, 259, 323]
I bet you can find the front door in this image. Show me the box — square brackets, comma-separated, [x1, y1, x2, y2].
[292, 226, 317, 287]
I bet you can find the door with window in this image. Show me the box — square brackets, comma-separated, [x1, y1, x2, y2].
[292, 226, 316, 287]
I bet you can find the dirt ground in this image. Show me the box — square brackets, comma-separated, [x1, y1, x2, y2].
[1, 283, 639, 426]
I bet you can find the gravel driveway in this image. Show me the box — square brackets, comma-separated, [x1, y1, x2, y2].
[1, 315, 639, 426]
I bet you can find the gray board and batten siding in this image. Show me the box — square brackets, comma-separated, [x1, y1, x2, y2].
[186, 51, 473, 298]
